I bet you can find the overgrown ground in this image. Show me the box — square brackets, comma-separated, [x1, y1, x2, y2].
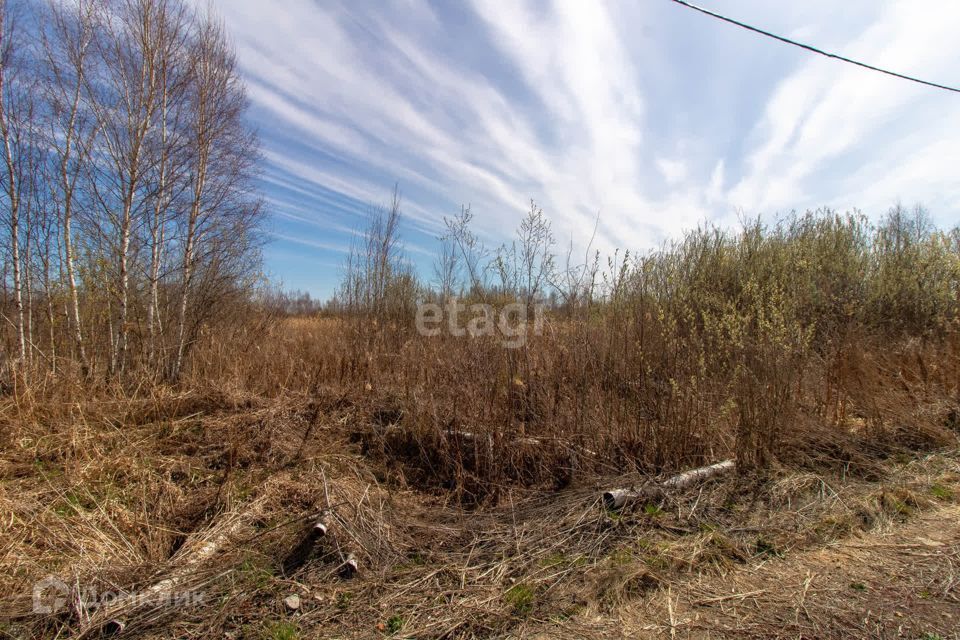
[601, 502, 960, 639]
[2, 4, 959, 633]
[1, 383, 957, 639]
[3, 210, 960, 638]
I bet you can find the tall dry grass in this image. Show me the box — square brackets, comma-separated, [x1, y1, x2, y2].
[3, 204, 960, 639]
[170, 205, 960, 503]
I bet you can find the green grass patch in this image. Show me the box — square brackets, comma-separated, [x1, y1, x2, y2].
[930, 484, 953, 501]
[385, 614, 404, 634]
[504, 583, 535, 615]
[540, 552, 587, 569]
[643, 503, 664, 517]
[237, 557, 274, 590]
[261, 621, 298, 640]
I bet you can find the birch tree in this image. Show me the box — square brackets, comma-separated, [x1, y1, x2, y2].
[85, 0, 181, 374]
[171, 11, 259, 380]
[41, 0, 98, 373]
[0, 0, 33, 366]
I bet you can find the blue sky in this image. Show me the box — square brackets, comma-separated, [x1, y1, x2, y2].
[205, 0, 960, 298]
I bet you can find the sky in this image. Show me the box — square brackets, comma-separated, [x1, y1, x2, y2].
[204, 0, 960, 298]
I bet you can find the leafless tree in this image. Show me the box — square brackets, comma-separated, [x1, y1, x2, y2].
[494, 201, 555, 311]
[0, 0, 35, 366]
[40, 0, 100, 373]
[338, 185, 418, 327]
[29, 160, 57, 367]
[143, 4, 189, 366]
[442, 204, 487, 298]
[171, 9, 260, 380]
[84, 0, 182, 374]
[0, 0, 264, 380]
[433, 231, 458, 301]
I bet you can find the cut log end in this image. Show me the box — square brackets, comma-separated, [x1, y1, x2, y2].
[340, 553, 358, 578]
[602, 489, 630, 510]
[103, 619, 126, 635]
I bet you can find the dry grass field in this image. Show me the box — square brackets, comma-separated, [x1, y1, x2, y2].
[2, 205, 960, 638]
[1, 1, 959, 636]
[2, 304, 959, 639]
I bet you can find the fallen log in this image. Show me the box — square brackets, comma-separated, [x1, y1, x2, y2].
[82, 505, 259, 637]
[282, 512, 333, 575]
[602, 485, 659, 510]
[340, 552, 358, 578]
[602, 459, 735, 509]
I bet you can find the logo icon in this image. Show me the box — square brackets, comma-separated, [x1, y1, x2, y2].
[32, 576, 69, 614]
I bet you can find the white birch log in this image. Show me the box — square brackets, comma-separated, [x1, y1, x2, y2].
[602, 459, 735, 509]
[311, 513, 332, 538]
[340, 552, 358, 577]
[663, 459, 735, 490]
[85, 507, 257, 635]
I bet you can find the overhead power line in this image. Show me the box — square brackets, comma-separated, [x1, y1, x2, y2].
[667, 0, 960, 94]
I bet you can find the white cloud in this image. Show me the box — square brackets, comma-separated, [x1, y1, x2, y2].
[657, 158, 688, 186]
[729, 1, 960, 218]
[202, 0, 960, 295]
[267, 231, 351, 254]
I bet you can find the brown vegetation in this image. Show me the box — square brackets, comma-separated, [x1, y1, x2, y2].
[0, 0, 959, 637]
[2, 198, 958, 637]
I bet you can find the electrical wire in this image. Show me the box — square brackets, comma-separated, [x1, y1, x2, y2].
[668, 0, 960, 94]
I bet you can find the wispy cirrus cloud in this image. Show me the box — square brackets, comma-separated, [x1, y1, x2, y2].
[202, 0, 960, 296]
[728, 1, 960, 222]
